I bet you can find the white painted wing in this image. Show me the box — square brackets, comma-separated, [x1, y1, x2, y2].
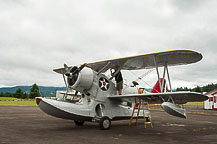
[86, 49, 202, 72]
[53, 49, 202, 74]
[108, 91, 208, 104]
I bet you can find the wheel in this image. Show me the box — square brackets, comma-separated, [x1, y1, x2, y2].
[74, 120, 85, 126]
[146, 117, 150, 122]
[99, 117, 111, 130]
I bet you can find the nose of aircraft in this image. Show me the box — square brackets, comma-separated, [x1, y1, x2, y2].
[35, 97, 42, 105]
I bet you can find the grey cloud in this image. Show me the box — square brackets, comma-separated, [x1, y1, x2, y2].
[171, 0, 204, 11]
[0, 0, 216, 88]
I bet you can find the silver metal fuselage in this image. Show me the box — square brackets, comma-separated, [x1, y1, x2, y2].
[37, 67, 149, 122]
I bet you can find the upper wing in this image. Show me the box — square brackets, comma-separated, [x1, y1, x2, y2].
[108, 91, 208, 104]
[53, 49, 202, 74]
[86, 49, 202, 72]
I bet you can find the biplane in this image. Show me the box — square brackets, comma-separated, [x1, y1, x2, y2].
[36, 49, 208, 130]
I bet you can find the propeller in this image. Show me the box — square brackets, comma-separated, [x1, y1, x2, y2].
[62, 64, 70, 100]
[64, 64, 71, 77]
[71, 63, 87, 75]
[62, 63, 87, 100]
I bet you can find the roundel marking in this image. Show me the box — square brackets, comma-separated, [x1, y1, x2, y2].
[99, 77, 110, 91]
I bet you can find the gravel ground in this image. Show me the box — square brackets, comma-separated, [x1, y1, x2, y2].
[0, 106, 217, 144]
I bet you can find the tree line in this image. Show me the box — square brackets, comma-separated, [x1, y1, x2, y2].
[176, 83, 217, 93]
[0, 83, 40, 99]
[0, 83, 216, 99]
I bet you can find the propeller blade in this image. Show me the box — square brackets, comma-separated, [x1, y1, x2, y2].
[64, 64, 69, 71]
[64, 64, 71, 76]
[62, 74, 68, 88]
[62, 73, 69, 101]
[72, 63, 87, 75]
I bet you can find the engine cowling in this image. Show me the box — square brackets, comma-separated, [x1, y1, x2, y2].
[68, 67, 94, 92]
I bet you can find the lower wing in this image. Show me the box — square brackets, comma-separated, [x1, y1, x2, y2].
[108, 91, 208, 104]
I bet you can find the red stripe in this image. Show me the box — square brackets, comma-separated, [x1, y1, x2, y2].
[205, 88, 217, 95]
[212, 92, 217, 95]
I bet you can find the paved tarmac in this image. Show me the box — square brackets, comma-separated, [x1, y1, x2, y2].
[0, 105, 217, 144]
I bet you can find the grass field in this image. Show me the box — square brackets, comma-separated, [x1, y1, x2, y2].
[0, 100, 36, 106]
[0, 97, 19, 100]
[185, 102, 204, 106]
[0, 97, 36, 106]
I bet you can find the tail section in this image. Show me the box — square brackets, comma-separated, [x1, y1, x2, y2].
[151, 78, 168, 93]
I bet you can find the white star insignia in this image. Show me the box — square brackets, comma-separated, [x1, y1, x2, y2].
[99, 77, 110, 91]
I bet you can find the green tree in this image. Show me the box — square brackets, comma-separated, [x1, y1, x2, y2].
[4, 92, 13, 97]
[14, 88, 23, 99]
[202, 83, 217, 92]
[176, 87, 190, 91]
[192, 86, 202, 93]
[23, 92, 29, 99]
[22, 92, 29, 99]
[29, 84, 40, 99]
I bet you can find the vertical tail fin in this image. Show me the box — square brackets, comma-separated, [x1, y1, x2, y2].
[151, 78, 168, 93]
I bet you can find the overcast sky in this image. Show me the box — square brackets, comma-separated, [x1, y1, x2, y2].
[0, 0, 217, 89]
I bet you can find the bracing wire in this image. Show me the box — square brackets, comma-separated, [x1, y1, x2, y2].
[127, 69, 154, 88]
[127, 69, 162, 93]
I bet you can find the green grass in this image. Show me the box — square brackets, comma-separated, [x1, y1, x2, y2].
[0, 100, 36, 106]
[185, 102, 204, 106]
[0, 97, 19, 100]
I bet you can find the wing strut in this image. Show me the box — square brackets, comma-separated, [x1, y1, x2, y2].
[153, 56, 173, 92]
[161, 62, 166, 92]
[97, 62, 111, 75]
[166, 63, 172, 92]
[153, 56, 163, 92]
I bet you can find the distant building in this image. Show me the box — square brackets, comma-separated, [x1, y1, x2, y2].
[204, 88, 217, 110]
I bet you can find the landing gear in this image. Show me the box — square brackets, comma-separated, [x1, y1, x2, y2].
[146, 117, 150, 122]
[74, 120, 85, 126]
[99, 117, 111, 130]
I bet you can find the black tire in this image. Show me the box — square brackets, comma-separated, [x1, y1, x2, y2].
[99, 117, 111, 130]
[74, 120, 85, 126]
[146, 117, 150, 122]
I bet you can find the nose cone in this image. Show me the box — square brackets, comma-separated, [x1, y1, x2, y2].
[35, 97, 42, 105]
